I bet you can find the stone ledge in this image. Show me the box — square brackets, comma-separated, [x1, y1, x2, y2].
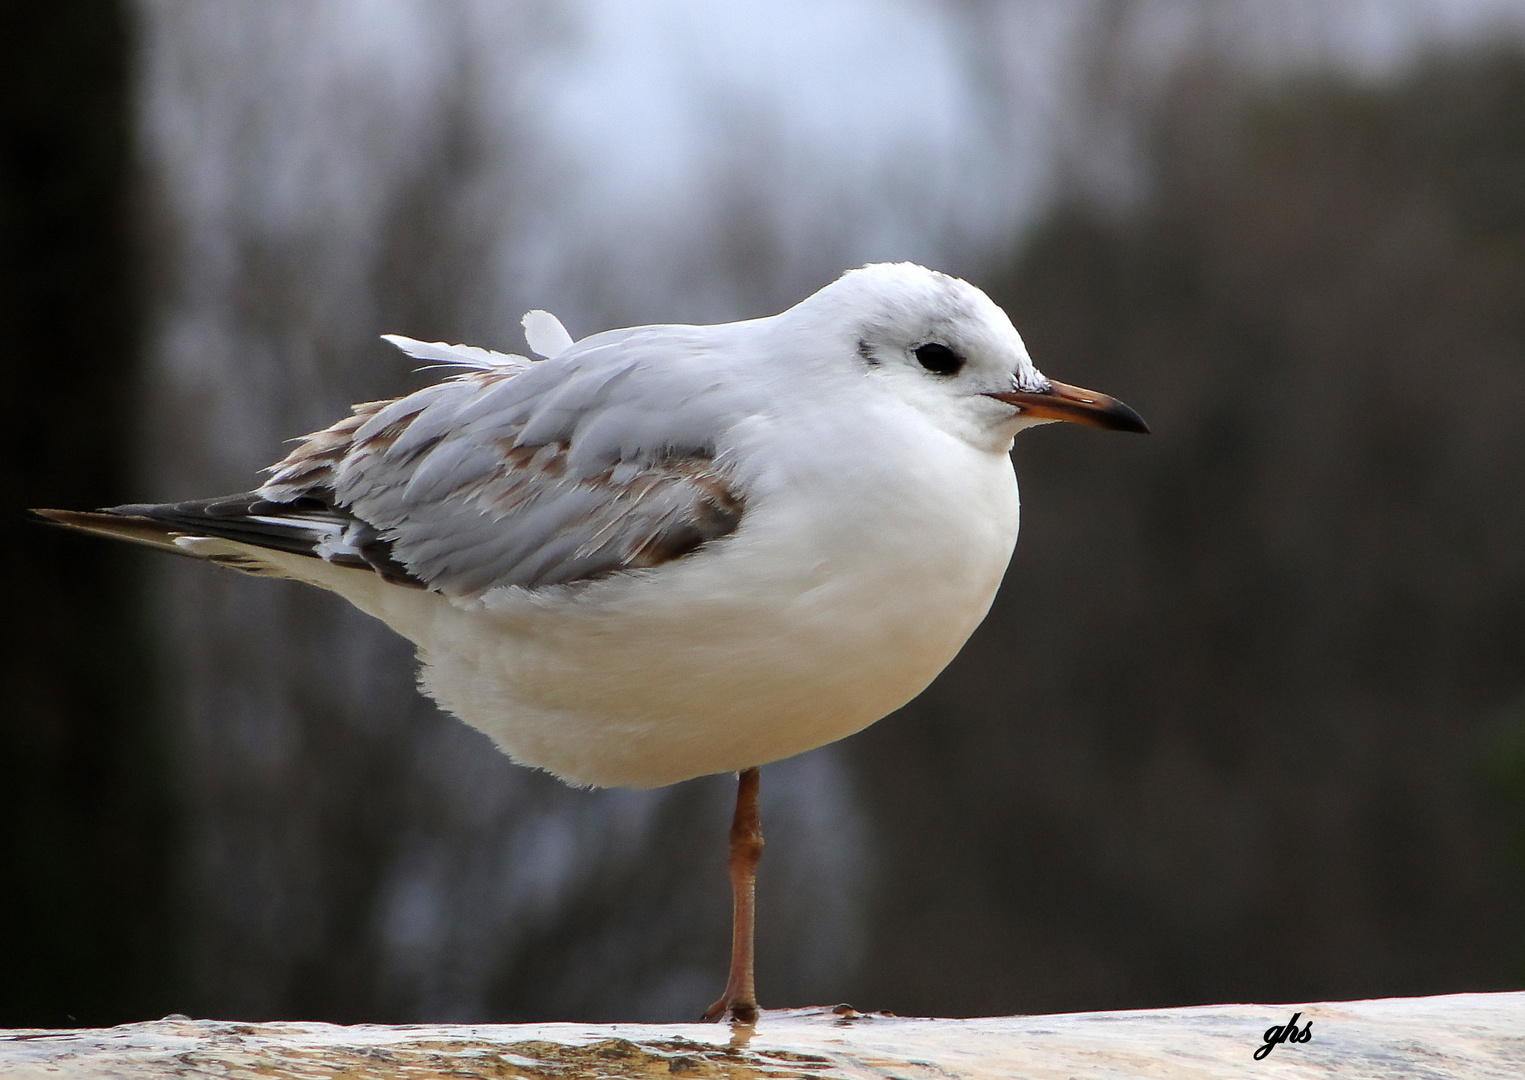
[2, 991, 1522, 1079]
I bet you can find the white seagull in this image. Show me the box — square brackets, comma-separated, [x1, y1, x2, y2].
[37, 262, 1147, 1023]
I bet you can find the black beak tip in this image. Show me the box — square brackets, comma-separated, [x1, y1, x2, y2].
[1082, 392, 1150, 434]
[1111, 400, 1151, 434]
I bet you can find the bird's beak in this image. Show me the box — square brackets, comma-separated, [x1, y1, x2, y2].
[985, 380, 1150, 434]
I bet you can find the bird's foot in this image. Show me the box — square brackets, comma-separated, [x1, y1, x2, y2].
[701, 988, 758, 1025]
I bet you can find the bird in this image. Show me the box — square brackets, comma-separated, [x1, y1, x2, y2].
[35, 262, 1147, 1024]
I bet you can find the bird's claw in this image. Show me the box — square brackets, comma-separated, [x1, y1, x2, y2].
[702, 994, 758, 1025]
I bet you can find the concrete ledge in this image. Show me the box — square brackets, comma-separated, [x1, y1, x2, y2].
[3, 992, 1522, 1079]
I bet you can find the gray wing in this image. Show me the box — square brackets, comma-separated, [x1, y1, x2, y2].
[257, 326, 754, 597]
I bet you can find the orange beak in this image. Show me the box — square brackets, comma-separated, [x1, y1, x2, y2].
[985, 380, 1150, 434]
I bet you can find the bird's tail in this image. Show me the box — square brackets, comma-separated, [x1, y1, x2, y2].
[33, 506, 176, 548]
[31, 496, 422, 586]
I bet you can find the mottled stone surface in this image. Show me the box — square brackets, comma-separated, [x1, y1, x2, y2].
[3, 993, 1522, 1079]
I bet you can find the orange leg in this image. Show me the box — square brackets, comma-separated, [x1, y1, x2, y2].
[703, 767, 763, 1023]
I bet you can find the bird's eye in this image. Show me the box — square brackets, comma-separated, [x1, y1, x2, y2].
[914, 343, 963, 376]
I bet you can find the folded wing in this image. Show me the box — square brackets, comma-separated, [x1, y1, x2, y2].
[40, 328, 751, 599]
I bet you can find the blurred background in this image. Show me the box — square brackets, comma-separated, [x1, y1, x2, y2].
[5, 0, 1525, 1027]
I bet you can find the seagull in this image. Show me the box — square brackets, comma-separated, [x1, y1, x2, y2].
[36, 262, 1147, 1024]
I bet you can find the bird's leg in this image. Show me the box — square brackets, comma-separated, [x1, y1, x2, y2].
[703, 766, 763, 1024]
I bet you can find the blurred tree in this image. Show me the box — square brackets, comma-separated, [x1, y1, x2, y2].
[1481, 697, 1525, 983]
[850, 49, 1525, 1016]
[18, 2, 1525, 1030]
[0, 3, 174, 1026]
[132, 1, 865, 1024]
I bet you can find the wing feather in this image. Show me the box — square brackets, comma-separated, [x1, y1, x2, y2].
[42, 328, 754, 598]
[381, 333, 531, 372]
[254, 327, 752, 597]
[42, 324, 763, 598]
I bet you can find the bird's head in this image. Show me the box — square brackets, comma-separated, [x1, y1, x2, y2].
[795, 262, 1148, 453]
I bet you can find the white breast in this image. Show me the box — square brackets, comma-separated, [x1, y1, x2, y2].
[317, 415, 1021, 788]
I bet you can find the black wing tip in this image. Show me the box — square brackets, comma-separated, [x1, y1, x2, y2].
[32, 499, 429, 590]
[29, 505, 203, 558]
[31, 506, 145, 528]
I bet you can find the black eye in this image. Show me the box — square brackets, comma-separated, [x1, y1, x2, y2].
[914, 342, 964, 376]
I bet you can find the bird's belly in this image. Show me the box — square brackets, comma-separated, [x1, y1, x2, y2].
[362, 454, 1020, 788]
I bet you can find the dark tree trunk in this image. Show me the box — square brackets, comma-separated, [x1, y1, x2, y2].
[0, 1, 173, 1027]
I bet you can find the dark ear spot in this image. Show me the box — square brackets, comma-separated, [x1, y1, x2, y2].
[914, 342, 964, 376]
[857, 339, 880, 366]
